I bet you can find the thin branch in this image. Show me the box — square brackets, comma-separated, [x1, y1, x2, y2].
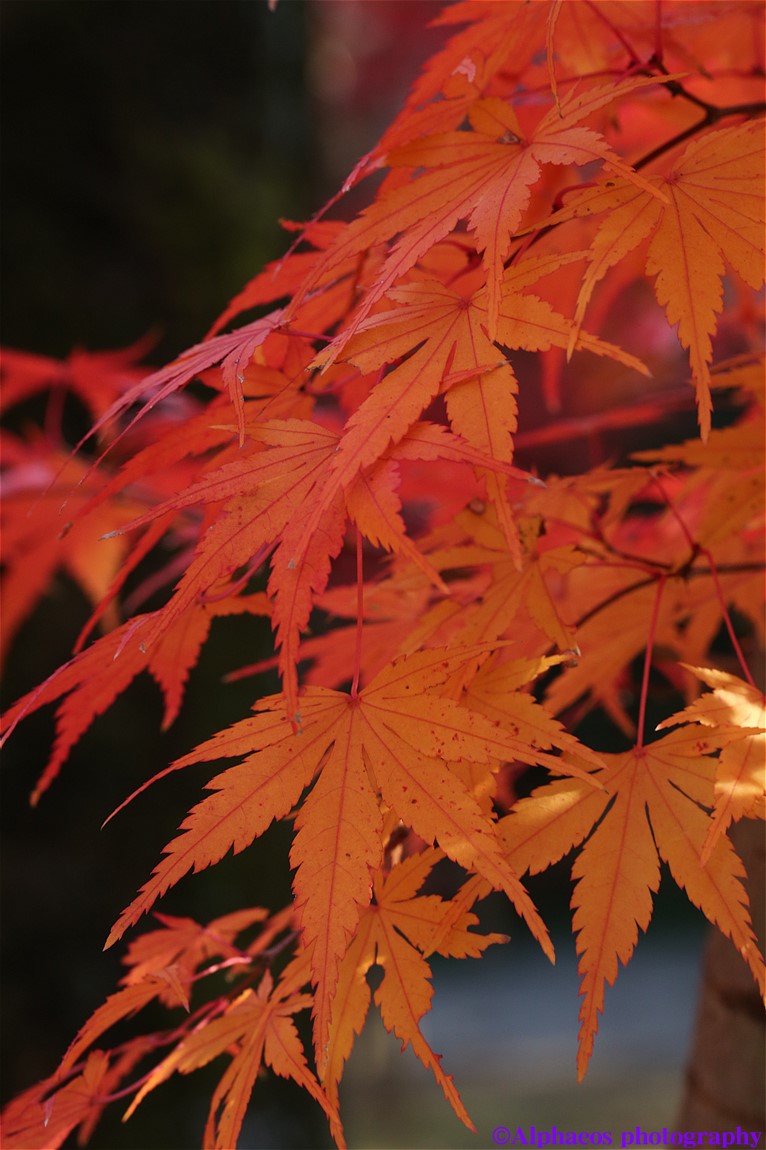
[572, 561, 765, 633]
[651, 472, 697, 552]
[700, 546, 757, 689]
[584, 0, 642, 65]
[634, 114, 710, 171]
[634, 56, 766, 170]
[351, 527, 364, 698]
[637, 575, 667, 750]
[507, 70, 766, 262]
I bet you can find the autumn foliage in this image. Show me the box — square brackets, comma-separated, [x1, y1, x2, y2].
[1, 2, 765, 1147]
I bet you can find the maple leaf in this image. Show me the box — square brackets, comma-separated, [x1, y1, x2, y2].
[122, 966, 338, 1150]
[0, 1051, 112, 1150]
[74, 1041, 154, 1148]
[426, 503, 584, 660]
[462, 653, 607, 771]
[323, 849, 507, 1126]
[0, 338, 153, 424]
[499, 724, 766, 1079]
[658, 666, 766, 864]
[119, 906, 272, 1007]
[3, 905, 311, 1150]
[0, 444, 145, 666]
[278, 262, 646, 697]
[110, 420, 492, 715]
[81, 385, 314, 528]
[102, 645, 597, 1067]
[110, 420, 341, 650]
[288, 75, 667, 348]
[558, 121, 765, 439]
[82, 309, 285, 460]
[0, 594, 270, 804]
[322, 255, 645, 485]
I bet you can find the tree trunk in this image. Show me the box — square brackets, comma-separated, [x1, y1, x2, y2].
[677, 818, 766, 1130]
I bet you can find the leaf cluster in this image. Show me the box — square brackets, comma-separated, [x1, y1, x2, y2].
[1, 3, 764, 1147]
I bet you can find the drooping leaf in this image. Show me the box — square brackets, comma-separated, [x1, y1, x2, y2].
[290, 75, 669, 348]
[122, 967, 338, 1150]
[0, 594, 270, 803]
[324, 849, 507, 1125]
[559, 121, 765, 438]
[119, 906, 270, 997]
[0, 1051, 112, 1150]
[103, 645, 602, 1067]
[500, 725, 766, 1079]
[82, 309, 285, 458]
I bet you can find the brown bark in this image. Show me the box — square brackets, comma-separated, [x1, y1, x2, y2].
[677, 818, 766, 1130]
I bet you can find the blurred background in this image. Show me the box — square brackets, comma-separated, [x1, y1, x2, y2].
[1, 2, 713, 1147]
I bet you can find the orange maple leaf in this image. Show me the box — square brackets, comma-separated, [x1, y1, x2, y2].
[560, 121, 765, 439]
[323, 253, 645, 485]
[83, 308, 285, 458]
[112, 418, 512, 716]
[123, 964, 338, 1150]
[102, 645, 605, 1067]
[500, 724, 766, 1079]
[426, 503, 584, 659]
[0, 594, 270, 804]
[0, 1050, 112, 1150]
[119, 906, 272, 1006]
[290, 75, 667, 347]
[4, 906, 312, 1150]
[278, 261, 646, 705]
[658, 666, 766, 864]
[323, 848, 507, 1128]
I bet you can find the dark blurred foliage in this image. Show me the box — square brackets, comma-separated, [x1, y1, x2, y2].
[0, 0, 310, 363]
